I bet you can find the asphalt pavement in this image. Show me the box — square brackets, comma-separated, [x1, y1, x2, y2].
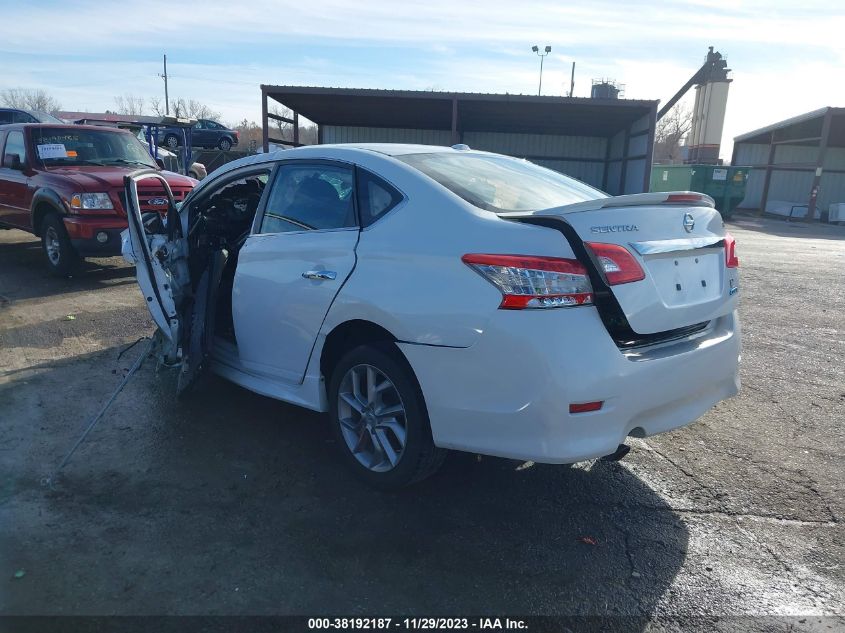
[0, 217, 843, 631]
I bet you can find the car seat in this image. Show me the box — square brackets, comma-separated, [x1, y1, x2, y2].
[291, 176, 350, 229]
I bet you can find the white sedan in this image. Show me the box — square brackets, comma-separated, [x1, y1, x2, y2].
[123, 144, 741, 489]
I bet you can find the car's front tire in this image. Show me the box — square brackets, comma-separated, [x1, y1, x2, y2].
[328, 344, 445, 489]
[40, 213, 79, 277]
[218, 138, 232, 151]
[164, 134, 179, 150]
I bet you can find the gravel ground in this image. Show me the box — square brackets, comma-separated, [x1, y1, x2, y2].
[0, 217, 843, 630]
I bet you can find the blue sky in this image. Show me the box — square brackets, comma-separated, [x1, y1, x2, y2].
[1, 0, 842, 158]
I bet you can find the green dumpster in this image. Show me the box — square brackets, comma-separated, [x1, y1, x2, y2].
[650, 165, 749, 218]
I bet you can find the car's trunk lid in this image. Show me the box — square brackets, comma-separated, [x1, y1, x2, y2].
[504, 192, 739, 335]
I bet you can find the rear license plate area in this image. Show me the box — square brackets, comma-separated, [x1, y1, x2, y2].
[645, 250, 722, 306]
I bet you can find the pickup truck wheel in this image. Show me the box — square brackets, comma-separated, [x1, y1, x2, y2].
[217, 138, 232, 152]
[41, 214, 79, 277]
[329, 344, 446, 489]
[164, 134, 179, 150]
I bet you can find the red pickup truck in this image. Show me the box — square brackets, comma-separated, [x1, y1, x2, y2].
[0, 123, 196, 275]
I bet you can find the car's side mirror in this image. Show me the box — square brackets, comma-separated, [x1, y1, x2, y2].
[3, 153, 22, 170]
[154, 158, 165, 169]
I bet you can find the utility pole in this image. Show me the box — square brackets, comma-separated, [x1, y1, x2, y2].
[159, 54, 170, 116]
[531, 45, 552, 96]
[569, 61, 575, 97]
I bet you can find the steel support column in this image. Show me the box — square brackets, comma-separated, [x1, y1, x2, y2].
[261, 88, 269, 154]
[643, 104, 658, 193]
[618, 128, 630, 194]
[450, 97, 459, 145]
[806, 110, 832, 223]
[758, 132, 776, 216]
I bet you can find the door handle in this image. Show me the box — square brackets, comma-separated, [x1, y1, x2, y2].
[302, 270, 337, 281]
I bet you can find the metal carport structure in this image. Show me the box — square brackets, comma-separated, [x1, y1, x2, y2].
[261, 86, 658, 195]
[732, 107, 845, 221]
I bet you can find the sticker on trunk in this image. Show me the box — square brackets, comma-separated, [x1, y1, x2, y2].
[36, 144, 68, 159]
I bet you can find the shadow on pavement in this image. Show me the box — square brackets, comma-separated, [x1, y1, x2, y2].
[1, 344, 689, 621]
[728, 214, 845, 241]
[0, 230, 135, 304]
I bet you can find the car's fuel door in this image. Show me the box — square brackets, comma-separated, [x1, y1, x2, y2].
[122, 170, 189, 364]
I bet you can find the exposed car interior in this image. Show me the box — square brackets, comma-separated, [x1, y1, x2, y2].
[185, 172, 269, 342]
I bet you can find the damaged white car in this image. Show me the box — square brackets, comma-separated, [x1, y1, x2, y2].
[123, 144, 741, 488]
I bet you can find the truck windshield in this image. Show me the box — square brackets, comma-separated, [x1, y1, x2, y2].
[397, 152, 607, 213]
[31, 127, 157, 169]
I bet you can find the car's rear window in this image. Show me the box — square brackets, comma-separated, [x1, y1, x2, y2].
[396, 152, 607, 213]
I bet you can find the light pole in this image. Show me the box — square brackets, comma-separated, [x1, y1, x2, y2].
[532, 45, 552, 96]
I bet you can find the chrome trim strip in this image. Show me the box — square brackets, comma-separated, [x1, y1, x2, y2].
[630, 236, 723, 255]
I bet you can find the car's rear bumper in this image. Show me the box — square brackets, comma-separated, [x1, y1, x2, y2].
[63, 216, 126, 257]
[398, 308, 740, 464]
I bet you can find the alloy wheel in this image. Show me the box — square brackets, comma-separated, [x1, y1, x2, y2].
[45, 226, 61, 265]
[337, 364, 408, 473]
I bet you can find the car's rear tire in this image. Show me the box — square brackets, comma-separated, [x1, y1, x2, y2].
[41, 213, 79, 277]
[328, 343, 445, 489]
[164, 134, 179, 150]
[218, 138, 232, 152]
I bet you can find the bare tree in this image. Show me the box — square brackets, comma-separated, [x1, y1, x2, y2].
[149, 96, 164, 116]
[654, 104, 693, 164]
[267, 105, 317, 146]
[170, 98, 221, 121]
[0, 88, 62, 113]
[298, 124, 318, 145]
[235, 118, 263, 153]
[113, 94, 145, 116]
[147, 96, 221, 121]
[268, 104, 292, 140]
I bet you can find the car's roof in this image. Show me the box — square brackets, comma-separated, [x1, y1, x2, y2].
[319, 143, 462, 156]
[0, 108, 64, 122]
[189, 143, 477, 198]
[194, 143, 483, 188]
[0, 122, 134, 133]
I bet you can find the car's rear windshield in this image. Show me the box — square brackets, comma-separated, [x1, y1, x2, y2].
[31, 127, 157, 169]
[396, 152, 607, 213]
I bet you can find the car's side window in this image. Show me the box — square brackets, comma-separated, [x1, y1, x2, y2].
[356, 169, 404, 227]
[260, 163, 356, 234]
[0, 111, 13, 124]
[3, 131, 27, 167]
[192, 170, 270, 227]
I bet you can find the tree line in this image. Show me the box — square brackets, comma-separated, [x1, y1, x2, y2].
[113, 94, 316, 146]
[1, 87, 317, 149]
[3, 86, 684, 157]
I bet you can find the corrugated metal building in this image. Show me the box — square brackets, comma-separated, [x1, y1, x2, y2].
[732, 107, 845, 220]
[261, 86, 658, 195]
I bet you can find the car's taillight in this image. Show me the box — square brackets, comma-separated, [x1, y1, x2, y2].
[724, 232, 739, 268]
[462, 254, 593, 309]
[584, 242, 645, 285]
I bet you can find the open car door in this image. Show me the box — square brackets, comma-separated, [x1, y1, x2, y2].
[123, 170, 206, 394]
